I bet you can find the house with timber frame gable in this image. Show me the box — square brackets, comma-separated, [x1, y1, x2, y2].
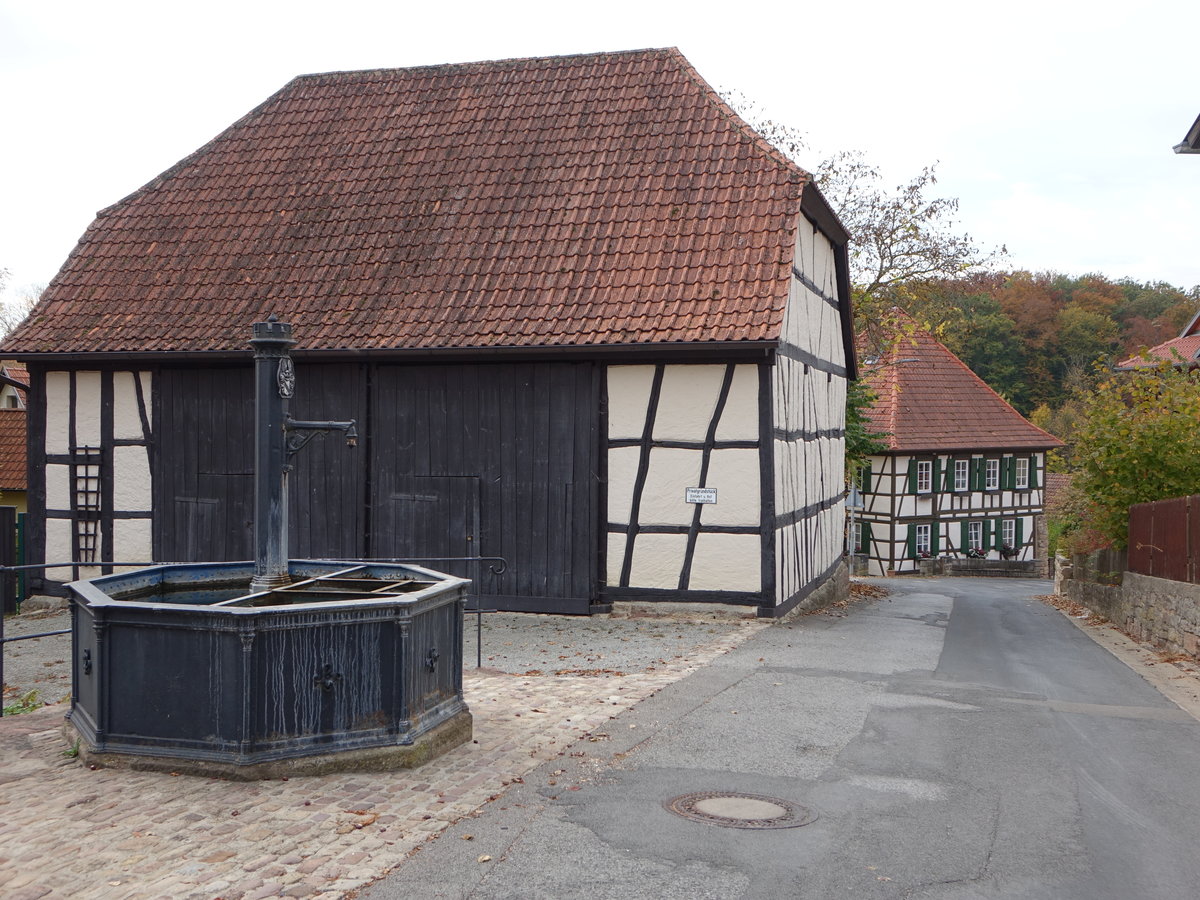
[1, 48, 857, 617]
[855, 314, 1063, 575]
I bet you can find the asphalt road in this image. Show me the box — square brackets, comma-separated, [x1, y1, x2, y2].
[361, 577, 1200, 900]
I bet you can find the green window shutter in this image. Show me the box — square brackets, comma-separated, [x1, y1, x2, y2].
[907, 459, 918, 494]
[1016, 517, 1024, 551]
[971, 458, 983, 491]
[993, 518, 1004, 550]
[861, 463, 873, 493]
[983, 519, 992, 549]
[907, 525, 917, 559]
[1002, 457, 1013, 489]
[930, 523, 940, 556]
[860, 522, 872, 553]
[932, 459, 942, 493]
[960, 520, 969, 552]
[1028, 455, 1039, 490]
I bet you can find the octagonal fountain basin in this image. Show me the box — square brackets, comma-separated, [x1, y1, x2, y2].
[66, 560, 471, 779]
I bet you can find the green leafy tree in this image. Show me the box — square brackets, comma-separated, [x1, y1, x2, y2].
[845, 379, 888, 485]
[1057, 303, 1120, 370]
[1068, 364, 1200, 548]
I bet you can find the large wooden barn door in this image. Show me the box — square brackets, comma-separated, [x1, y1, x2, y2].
[369, 363, 600, 614]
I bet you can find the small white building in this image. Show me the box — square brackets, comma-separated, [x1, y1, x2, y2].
[855, 317, 1063, 575]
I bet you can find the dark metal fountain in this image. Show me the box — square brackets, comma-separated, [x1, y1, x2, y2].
[65, 319, 472, 779]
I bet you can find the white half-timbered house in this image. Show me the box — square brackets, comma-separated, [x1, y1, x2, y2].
[855, 316, 1063, 575]
[3, 49, 856, 617]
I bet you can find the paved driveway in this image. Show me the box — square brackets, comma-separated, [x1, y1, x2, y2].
[365, 578, 1200, 900]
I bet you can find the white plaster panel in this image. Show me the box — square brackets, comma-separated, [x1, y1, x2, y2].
[628, 533, 687, 589]
[75, 371, 103, 446]
[713, 364, 759, 441]
[113, 446, 153, 510]
[45, 464, 70, 511]
[639, 448, 704, 526]
[699, 449, 760, 526]
[653, 365, 725, 441]
[44, 518, 73, 582]
[45, 372, 71, 454]
[606, 532, 627, 586]
[689, 533, 761, 592]
[607, 366, 656, 440]
[606, 446, 641, 526]
[113, 519, 154, 569]
[113, 372, 151, 439]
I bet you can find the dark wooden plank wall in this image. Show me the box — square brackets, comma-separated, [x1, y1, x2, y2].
[370, 362, 599, 612]
[153, 361, 600, 613]
[155, 367, 255, 563]
[287, 364, 368, 560]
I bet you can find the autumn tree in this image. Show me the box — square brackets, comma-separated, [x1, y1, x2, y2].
[720, 92, 1004, 317]
[1066, 363, 1200, 549]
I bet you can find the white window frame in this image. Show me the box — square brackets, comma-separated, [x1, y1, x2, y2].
[1015, 457, 1029, 490]
[1002, 518, 1016, 549]
[852, 520, 863, 553]
[954, 459, 969, 492]
[915, 523, 931, 556]
[968, 521, 983, 552]
[985, 458, 1000, 491]
[916, 460, 933, 494]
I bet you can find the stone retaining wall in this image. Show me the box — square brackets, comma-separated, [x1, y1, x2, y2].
[1062, 571, 1200, 661]
[945, 558, 1044, 578]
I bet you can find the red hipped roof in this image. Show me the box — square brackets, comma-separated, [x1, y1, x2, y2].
[2, 48, 846, 357]
[862, 312, 1063, 453]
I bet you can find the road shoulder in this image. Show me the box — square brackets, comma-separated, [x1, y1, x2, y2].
[1041, 593, 1200, 722]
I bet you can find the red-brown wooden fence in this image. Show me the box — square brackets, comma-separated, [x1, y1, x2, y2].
[1127, 495, 1200, 584]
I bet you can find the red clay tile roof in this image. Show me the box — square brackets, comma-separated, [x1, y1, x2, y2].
[1, 364, 28, 385]
[862, 312, 1064, 453]
[0, 408, 27, 491]
[1044, 472, 1072, 513]
[1117, 335, 1200, 369]
[3, 48, 839, 356]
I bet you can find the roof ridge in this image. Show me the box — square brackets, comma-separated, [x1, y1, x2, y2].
[291, 46, 678, 83]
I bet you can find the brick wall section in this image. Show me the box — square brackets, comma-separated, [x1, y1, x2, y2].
[1063, 572, 1200, 661]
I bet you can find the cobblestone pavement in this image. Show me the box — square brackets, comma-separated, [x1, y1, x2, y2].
[0, 613, 766, 900]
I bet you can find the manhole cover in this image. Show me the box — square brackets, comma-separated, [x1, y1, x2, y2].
[663, 791, 817, 830]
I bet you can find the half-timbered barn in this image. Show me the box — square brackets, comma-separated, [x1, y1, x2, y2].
[855, 315, 1062, 575]
[2, 48, 856, 616]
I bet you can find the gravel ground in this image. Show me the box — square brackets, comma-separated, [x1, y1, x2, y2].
[1, 606, 72, 709]
[2, 604, 760, 712]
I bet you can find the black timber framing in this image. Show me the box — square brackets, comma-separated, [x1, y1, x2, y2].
[758, 360, 777, 611]
[25, 364, 46, 593]
[861, 450, 1051, 574]
[25, 338, 849, 615]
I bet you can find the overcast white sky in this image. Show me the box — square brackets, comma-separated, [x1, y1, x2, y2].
[2, 0, 1198, 309]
